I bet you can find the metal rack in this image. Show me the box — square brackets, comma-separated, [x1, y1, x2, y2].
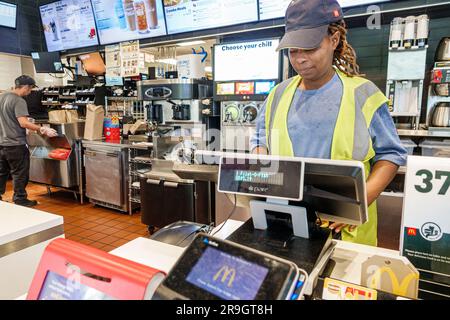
[128, 144, 153, 215]
[105, 97, 146, 120]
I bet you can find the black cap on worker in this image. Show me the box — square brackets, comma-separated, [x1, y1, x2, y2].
[277, 0, 344, 51]
[15, 75, 37, 88]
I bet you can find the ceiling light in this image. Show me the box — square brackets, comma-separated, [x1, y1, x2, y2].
[156, 59, 178, 65]
[177, 40, 206, 47]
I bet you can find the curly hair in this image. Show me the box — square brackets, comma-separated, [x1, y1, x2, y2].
[329, 20, 363, 77]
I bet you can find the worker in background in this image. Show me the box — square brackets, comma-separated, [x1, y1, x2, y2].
[251, 0, 407, 246]
[0, 75, 58, 207]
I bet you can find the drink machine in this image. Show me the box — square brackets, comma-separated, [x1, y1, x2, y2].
[213, 38, 282, 152]
[386, 15, 430, 129]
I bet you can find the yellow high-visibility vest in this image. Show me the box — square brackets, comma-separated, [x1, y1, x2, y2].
[264, 69, 389, 246]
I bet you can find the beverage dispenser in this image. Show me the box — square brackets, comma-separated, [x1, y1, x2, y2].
[386, 15, 430, 130]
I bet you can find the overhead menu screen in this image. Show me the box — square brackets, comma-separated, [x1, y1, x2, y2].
[40, 0, 99, 52]
[164, 0, 258, 35]
[186, 247, 269, 300]
[259, 0, 392, 20]
[214, 39, 280, 82]
[0, 1, 17, 28]
[91, 0, 167, 45]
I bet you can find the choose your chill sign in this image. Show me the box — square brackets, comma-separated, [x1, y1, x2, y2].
[401, 156, 450, 284]
[214, 39, 280, 82]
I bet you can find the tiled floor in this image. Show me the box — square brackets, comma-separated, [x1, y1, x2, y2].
[2, 181, 150, 252]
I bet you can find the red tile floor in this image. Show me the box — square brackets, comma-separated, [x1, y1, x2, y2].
[2, 181, 150, 252]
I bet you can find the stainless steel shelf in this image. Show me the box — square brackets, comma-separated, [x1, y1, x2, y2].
[398, 129, 450, 138]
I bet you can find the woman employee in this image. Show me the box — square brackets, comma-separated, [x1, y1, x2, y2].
[251, 0, 407, 246]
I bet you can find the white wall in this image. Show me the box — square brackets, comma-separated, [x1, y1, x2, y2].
[0, 54, 22, 91]
[0, 53, 65, 91]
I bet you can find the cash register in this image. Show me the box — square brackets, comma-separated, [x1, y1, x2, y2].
[153, 153, 371, 300]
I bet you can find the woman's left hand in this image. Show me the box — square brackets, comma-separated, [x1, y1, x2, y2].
[329, 223, 356, 233]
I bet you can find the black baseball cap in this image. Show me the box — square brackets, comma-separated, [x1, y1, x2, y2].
[15, 75, 37, 88]
[277, 0, 344, 51]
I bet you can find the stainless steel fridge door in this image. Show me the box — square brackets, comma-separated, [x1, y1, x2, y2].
[85, 149, 124, 207]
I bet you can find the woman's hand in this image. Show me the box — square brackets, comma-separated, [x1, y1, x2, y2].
[329, 223, 356, 233]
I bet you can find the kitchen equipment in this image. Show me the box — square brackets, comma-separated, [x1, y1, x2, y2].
[146, 103, 163, 123]
[221, 101, 262, 152]
[420, 139, 450, 157]
[435, 37, 450, 61]
[83, 142, 129, 212]
[170, 102, 191, 121]
[431, 102, 450, 127]
[426, 62, 450, 131]
[27, 121, 84, 198]
[386, 15, 429, 130]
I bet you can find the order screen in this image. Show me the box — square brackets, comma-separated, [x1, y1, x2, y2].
[38, 271, 116, 300]
[186, 247, 269, 300]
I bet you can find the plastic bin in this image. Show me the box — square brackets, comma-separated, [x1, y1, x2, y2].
[400, 139, 417, 155]
[420, 139, 450, 158]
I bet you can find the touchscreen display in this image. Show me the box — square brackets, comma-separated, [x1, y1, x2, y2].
[216, 83, 235, 95]
[186, 247, 269, 300]
[255, 81, 276, 95]
[38, 271, 115, 300]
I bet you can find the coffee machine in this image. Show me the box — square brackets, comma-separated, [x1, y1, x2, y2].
[138, 79, 212, 125]
[386, 15, 430, 130]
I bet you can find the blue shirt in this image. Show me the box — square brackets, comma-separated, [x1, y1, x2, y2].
[250, 73, 407, 166]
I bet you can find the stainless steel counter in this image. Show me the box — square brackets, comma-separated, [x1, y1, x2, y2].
[398, 129, 450, 138]
[82, 139, 153, 150]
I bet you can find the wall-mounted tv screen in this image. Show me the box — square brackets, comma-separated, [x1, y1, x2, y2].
[40, 0, 99, 52]
[0, 1, 16, 28]
[259, 0, 392, 21]
[214, 39, 280, 82]
[91, 0, 167, 45]
[31, 52, 64, 74]
[164, 0, 258, 35]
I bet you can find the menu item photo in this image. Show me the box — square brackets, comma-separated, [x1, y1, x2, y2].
[164, 0, 258, 35]
[40, 0, 99, 52]
[91, 0, 167, 45]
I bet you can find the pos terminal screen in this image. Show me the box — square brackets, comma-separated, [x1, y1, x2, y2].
[186, 247, 269, 300]
[38, 271, 115, 300]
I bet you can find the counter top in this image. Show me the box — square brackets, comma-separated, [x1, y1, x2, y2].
[0, 201, 63, 245]
[82, 139, 153, 149]
[398, 129, 450, 138]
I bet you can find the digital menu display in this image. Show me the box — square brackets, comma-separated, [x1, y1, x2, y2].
[91, 0, 167, 45]
[38, 271, 115, 300]
[216, 83, 235, 95]
[186, 247, 269, 300]
[0, 1, 16, 28]
[255, 81, 276, 95]
[164, 0, 258, 35]
[40, 0, 99, 52]
[259, 0, 392, 20]
[235, 82, 254, 95]
[214, 39, 280, 82]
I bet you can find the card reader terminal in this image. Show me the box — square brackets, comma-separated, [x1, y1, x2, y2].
[153, 234, 306, 300]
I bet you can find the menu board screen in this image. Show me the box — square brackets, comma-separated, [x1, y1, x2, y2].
[214, 39, 280, 82]
[255, 81, 276, 95]
[235, 82, 254, 95]
[40, 0, 99, 52]
[91, 0, 167, 45]
[0, 1, 16, 28]
[217, 83, 235, 95]
[164, 0, 258, 35]
[259, 0, 392, 20]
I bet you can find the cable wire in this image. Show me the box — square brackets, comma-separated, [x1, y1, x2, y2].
[210, 194, 237, 237]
